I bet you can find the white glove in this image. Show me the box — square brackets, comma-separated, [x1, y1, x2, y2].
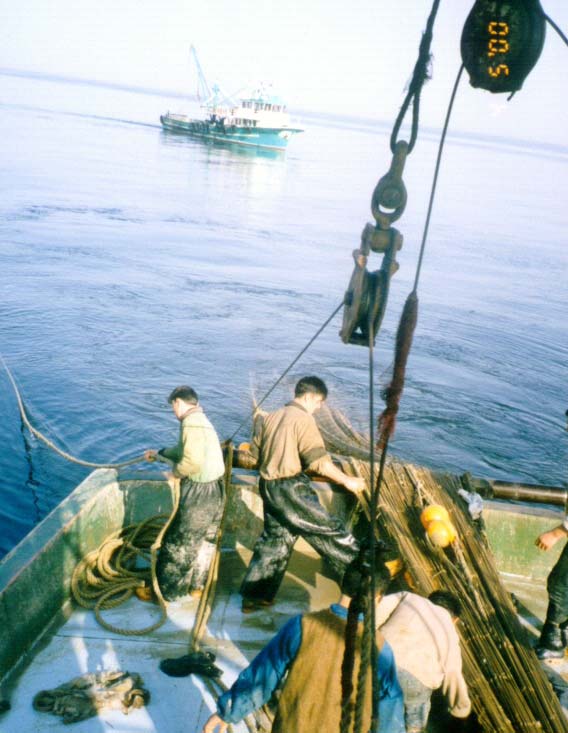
[458, 488, 483, 520]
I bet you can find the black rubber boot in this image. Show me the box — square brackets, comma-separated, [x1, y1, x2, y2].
[536, 621, 565, 659]
[561, 620, 568, 649]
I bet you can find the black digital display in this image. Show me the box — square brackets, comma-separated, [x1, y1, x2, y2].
[461, 0, 546, 93]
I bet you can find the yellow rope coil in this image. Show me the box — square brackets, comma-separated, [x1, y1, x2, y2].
[71, 514, 171, 636]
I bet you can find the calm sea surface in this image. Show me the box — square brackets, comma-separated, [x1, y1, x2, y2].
[0, 74, 566, 558]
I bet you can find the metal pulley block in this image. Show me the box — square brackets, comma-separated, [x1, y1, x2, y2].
[340, 228, 402, 346]
[371, 141, 409, 230]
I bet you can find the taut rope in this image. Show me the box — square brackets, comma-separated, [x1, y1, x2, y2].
[1, 355, 146, 469]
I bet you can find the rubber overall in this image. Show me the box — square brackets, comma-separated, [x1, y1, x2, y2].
[156, 477, 224, 600]
[538, 542, 568, 657]
[240, 473, 359, 603]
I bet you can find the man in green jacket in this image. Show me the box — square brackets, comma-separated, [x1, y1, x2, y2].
[145, 385, 225, 601]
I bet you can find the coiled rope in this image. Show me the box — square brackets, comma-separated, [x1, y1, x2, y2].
[70, 514, 172, 635]
[69, 471, 182, 636]
[1, 355, 184, 635]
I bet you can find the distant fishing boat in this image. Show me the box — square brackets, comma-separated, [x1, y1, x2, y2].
[160, 46, 303, 151]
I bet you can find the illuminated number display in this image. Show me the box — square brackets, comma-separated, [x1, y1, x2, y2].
[487, 21, 510, 77]
[461, 0, 546, 93]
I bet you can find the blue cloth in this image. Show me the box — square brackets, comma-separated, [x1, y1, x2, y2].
[217, 604, 405, 733]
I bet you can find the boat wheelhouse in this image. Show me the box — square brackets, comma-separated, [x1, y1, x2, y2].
[160, 48, 303, 151]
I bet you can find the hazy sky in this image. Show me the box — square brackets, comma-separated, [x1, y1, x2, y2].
[1, 0, 567, 143]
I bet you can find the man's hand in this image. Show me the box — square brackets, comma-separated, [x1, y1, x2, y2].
[343, 476, 366, 494]
[536, 526, 568, 551]
[144, 449, 158, 462]
[202, 713, 228, 733]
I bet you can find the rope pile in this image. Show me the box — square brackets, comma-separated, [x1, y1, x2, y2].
[70, 515, 169, 635]
[318, 406, 568, 733]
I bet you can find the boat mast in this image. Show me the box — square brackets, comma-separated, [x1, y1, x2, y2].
[190, 45, 211, 102]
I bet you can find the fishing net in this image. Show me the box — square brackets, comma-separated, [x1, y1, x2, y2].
[315, 404, 568, 733]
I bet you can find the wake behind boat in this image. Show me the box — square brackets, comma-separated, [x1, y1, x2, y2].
[160, 46, 303, 151]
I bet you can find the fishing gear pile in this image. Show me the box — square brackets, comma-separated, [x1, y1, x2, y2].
[316, 404, 568, 733]
[32, 670, 149, 724]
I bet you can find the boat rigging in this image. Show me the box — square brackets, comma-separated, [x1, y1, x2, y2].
[1, 3, 567, 732]
[160, 45, 304, 151]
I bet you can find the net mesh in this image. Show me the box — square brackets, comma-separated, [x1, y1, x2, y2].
[315, 405, 568, 733]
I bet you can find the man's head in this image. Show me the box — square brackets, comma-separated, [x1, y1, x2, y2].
[341, 551, 392, 600]
[428, 590, 462, 620]
[168, 385, 199, 419]
[294, 376, 328, 414]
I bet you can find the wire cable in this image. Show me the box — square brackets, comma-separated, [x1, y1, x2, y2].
[228, 300, 344, 442]
[545, 13, 568, 47]
[390, 0, 442, 153]
[413, 64, 464, 292]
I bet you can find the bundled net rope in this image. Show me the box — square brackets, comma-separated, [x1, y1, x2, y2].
[316, 406, 568, 733]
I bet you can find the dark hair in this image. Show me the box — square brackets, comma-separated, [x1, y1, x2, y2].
[341, 553, 391, 598]
[168, 385, 198, 405]
[428, 590, 462, 618]
[294, 376, 328, 399]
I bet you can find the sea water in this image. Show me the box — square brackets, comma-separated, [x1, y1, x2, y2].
[0, 73, 566, 558]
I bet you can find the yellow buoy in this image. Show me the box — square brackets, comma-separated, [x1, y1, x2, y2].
[385, 558, 404, 577]
[420, 504, 450, 529]
[426, 519, 456, 548]
[238, 442, 251, 452]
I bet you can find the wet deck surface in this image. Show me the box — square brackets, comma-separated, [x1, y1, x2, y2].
[3, 527, 568, 731]
[502, 572, 568, 713]
[1, 538, 338, 733]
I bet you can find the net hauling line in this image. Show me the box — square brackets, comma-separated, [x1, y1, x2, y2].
[1, 355, 146, 469]
[0, 354, 172, 633]
[1, 355, 239, 642]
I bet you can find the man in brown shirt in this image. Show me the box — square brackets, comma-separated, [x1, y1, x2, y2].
[240, 376, 365, 612]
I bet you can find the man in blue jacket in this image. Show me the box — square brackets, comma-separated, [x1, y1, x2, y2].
[202, 556, 405, 733]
